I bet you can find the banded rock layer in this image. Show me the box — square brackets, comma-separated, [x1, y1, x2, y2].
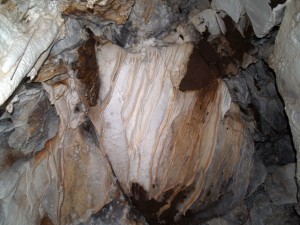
[0, 42, 254, 224]
[1, 0, 298, 224]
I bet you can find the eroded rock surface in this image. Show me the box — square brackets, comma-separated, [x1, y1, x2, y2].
[270, 0, 300, 201]
[0, 0, 299, 224]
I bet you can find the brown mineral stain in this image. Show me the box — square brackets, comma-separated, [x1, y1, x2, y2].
[3, 151, 25, 169]
[75, 34, 100, 107]
[130, 183, 187, 224]
[40, 215, 55, 225]
[223, 15, 254, 60]
[179, 41, 221, 91]
[34, 60, 68, 82]
[33, 140, 52, 165]
[202, 16, 255, 76]
[196, 40, 225, 78]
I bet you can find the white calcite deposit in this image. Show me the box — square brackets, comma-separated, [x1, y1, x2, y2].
[0, 1, 64, 106]
[89, 43, 253, 216]
[0, 0, 299, 224]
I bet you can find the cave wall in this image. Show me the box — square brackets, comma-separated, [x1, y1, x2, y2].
[270, 0, 300, 200]
[0, 0, 299, 224]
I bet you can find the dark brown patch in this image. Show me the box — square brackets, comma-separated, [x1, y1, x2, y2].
[269, 0, 286, 8]
[223, 15, 254, 39]
[159, 190, 187, 221]
[197, 40, 225, 78]
[209, 15, 255, 75]
[179, 41, 220, 91]
[131, 183, 187, 224]
[243, 21, 255, 39]
[1, 0, 9, 4]
[3, 151, 25, 169]
[223, 15, 254, 61]
[40, 215, 55, 225]
[75, 36, 100, 107]
[131, 183, 166, 223]
[226, 30, 254, 56]
[223, 15, 236, 34]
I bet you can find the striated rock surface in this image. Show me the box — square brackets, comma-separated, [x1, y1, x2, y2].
[0, 78, 115, 225]
[0, 0, 64, 106]
[89, 43, 254, 222]
[0, 39, 255, 224]
[0, 0, 299, 224]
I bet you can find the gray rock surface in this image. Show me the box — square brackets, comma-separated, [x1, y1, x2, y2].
[266, 164, 298, 206]
[270, 0, 300, 205]
[0, 0, 299, 224]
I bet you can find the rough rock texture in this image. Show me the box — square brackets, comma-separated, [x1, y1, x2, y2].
[0, 39, 255, 224]
[63, 0, 134, 25]
[240, 0, 285, 37]
[266, 164, 298, 206]
[0, 0, 64, 106]
[0, 0, 299, 224]
[90, 43, 254, 222]
[79, 199, 148, 225]
[270, 0, 300, 202]
[0, 80, 115, 225]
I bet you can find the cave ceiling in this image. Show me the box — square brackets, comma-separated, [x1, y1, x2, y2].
[0, 0, 300, 225]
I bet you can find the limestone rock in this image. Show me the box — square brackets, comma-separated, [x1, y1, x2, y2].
[266, 164, 298, 206]
[270, 0, 300, 200]
[240, 0, 286, 37]
[0, 0, 64, 106]
[211, 0, 244, 23]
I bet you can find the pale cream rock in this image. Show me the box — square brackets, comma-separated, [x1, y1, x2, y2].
[88, 43, 252, 217]
[0, 1, 64, 106]
[240, 0, 286, 37]
[211, 0, 244, 23]
[189, 8, 226, 37]
[0, 77, 114, 225]
[270, 0, 300, 199]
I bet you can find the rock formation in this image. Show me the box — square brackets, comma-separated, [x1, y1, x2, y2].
[0, 0, 299, 224]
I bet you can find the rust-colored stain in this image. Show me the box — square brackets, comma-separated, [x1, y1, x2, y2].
[40, 215, 55, 225]
[34, 116, 114, 225]
[75, 35, 100, 107]
[179, 41, 220, 91]
[33, 140, 52, 165]
[128, 82, 245, 223]
[3, 151, 25, 169]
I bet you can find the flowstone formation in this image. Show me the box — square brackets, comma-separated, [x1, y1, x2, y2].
[0, 0, 299, 224]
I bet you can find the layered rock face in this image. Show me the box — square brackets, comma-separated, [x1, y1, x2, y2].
[0, 0, 299, 225]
